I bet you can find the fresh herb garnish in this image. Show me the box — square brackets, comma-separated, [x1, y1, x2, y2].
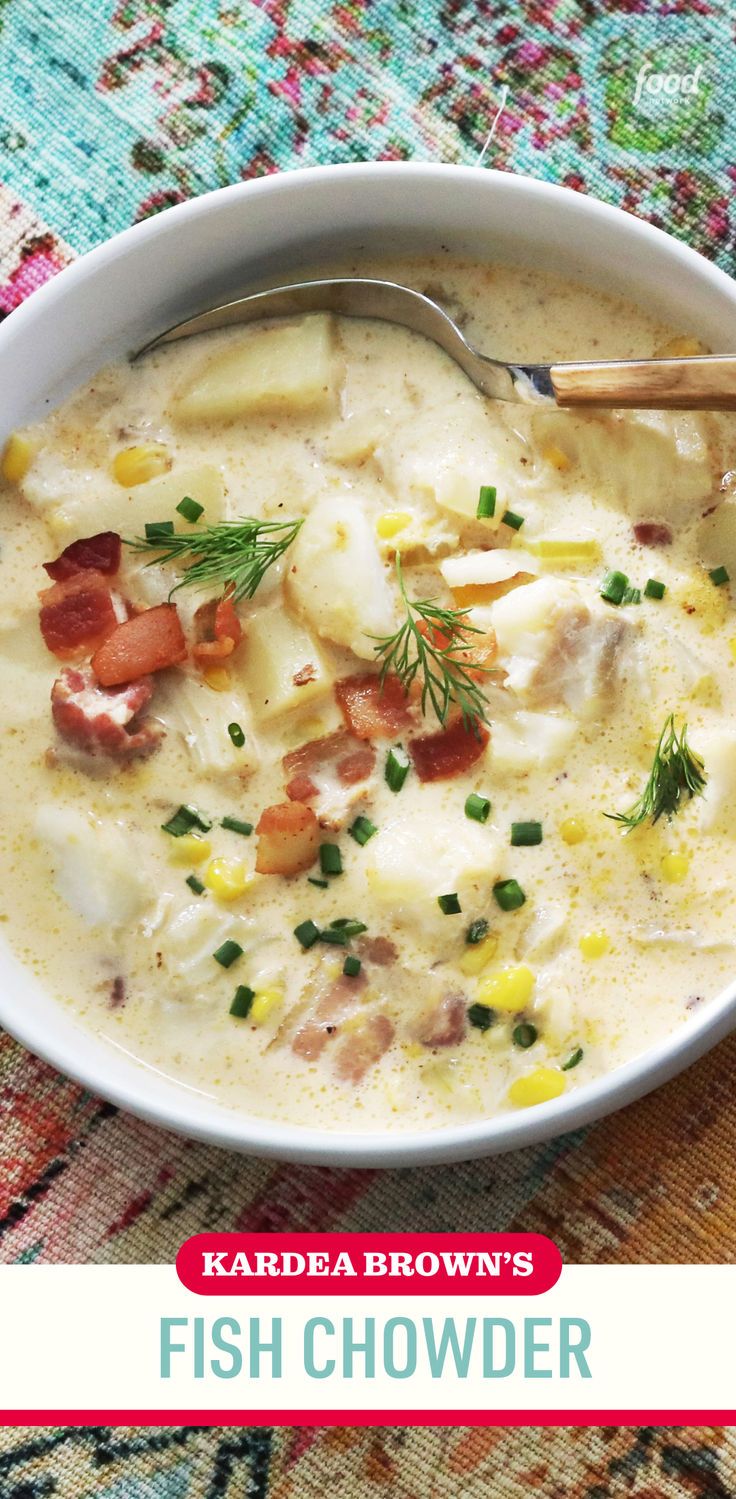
[438, 892, 461, 915]
[230, 985, 254, 1018]
[221, 815, 253, 837]
[128, 516, 304, 603]
[176, 495, 204, 524]
[213, 940, 243, 969]
[561, 1046, 584, 1070]
[468, 1003, 494, 1031]
[709, 564, 730, 587]
[502, 509, 524, 532]
[466, 917, 490, 945]
[328, 918, 368, 938]
[162, 805, 212, 837]
[600, 569, 629, 606]
[349, 815, 378, 846]
[510, 821, 543, 847]
[493, 878, 526, 911]
[372, 555, 493, 729]
[513, 1022, 538, 1049]
[476, 485, 497, 519]
[319, 843, 342, 877]
[144, 520, 175, 542]
[644, 578, 666, 600]
[294, 919, 320, 950]
[186, 874, 205, 895]
[606, 714, 706, 831]
[385, 744, 410, 793]
[465, 792, 491, 824]
[343, 955, 362, 978]
[228, 722, 246, 748]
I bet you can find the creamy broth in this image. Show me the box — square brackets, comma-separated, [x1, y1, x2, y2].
[2, 258, 736, 1134]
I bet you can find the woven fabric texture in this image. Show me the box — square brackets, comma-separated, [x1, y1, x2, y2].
[0, 0, 735, 1488]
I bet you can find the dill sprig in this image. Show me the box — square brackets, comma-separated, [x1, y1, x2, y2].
[606, 714, 706, 832]
[371, 555, 493, 729]
[127, 516, 304, 603]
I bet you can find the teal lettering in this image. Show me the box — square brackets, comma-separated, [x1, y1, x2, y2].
[384, 1318, 417, 1379]
[212, 1317, 242, 1379]
[249, 1317, 282, 1378]
[483, 1318, 515, 1377]
[304, 1317, 335, 1379]
[343, 1318, 376, 1378]
[524, 1318, 553, 1378]
[560, 1318, 592, 1378]
[423, 1317, 476, 1378]
[160, 1317, 188, 1378]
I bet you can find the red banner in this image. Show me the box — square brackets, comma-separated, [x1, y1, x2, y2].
[176, 1232, 562, 1297]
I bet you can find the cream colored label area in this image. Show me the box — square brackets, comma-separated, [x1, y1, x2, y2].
[2, 256, 736, 1136]
[0, 1265, 732, 1413]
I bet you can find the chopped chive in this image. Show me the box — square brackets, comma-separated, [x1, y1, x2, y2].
[349, 815, 378, 846]
[176, 494, 204, 523]
[493, 878, 526, 911]
[162, 804, 212, 837]
[709, 565, 730, 586]
[465, 792, 491, 824]
[477, 485, 497, 519]
[562, 1045, 584, 1071]
[644, 578, 666, 600]
[186, 874, 205, 895]
[294, 919, 320, 949]
[343, 955, 362, 978]
[513, 1022, 538, 1049]
[622, 585, 641, 605]
[438, 892, 461, 915]
[230, 984, 254, 1019]
[502, 509, 524, 532]
[466, 917, 489, 945]
[600, 569, 628, 606]
[213, 939, 243, 969]
[144, 520, 175, 541]
[308, 876, 329, 889]
[318, 926, 349, 946]
[510, 821, 543, 847]
[319, 843, 342, 877]
[227, 722, 246, 748]
[221, 815, 253, 836]
[468, 1003, 494, 1031]
[386, 744, 410, 793]
[329, 918, 368, 938]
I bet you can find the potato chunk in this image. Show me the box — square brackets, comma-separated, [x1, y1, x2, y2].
[173, 316, 337, 422]
[255, 801, 320, 875]
[238, 606, 334, 723]
[48, 463, 225, 544]
[286, 494, 395, 658]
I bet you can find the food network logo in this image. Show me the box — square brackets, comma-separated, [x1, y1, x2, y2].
[633, 60, 704, 106]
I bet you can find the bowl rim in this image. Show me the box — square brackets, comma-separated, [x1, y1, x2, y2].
[3, 160, 736, 1166]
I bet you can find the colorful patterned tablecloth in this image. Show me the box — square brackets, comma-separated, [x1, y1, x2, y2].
[1, 0, 736, 1490]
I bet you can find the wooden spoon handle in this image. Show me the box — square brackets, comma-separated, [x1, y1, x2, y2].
[550, 356, 736, 411]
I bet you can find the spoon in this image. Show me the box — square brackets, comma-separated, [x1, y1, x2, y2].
[136, 277, 736, 411]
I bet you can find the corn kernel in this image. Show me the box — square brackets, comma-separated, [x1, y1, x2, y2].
[460, 934, 499, 976]
[729, 638, 736, 662]
[476, 964, 535, 1013]
[655, 335, 709, 359]
[376, 511, 412, 539]
[202, 665, 231, 692]
[509, 1066, 565, 1108]
[112, 443, 170, 488]
[251, 988, 283, 1024]
[560, 817, 587, 845]
[579, 930, 610, 959]
[204, 857, 252, 901]
[542, 443, 571, 472]
[1, 433, 33, 484]
[529, 539, 601, 565]
[660, 851, 690, 884]
[168, 834, 211, 866]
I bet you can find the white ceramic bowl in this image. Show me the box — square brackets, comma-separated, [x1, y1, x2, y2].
[2, 163, 736, 1166]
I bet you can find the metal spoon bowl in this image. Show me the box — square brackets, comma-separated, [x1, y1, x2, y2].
[135, 276, 736, 412]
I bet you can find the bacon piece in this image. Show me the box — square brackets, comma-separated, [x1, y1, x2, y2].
[283, 730, 376, 804]
[192, 591, 243, 663]
[43, 531, 121, 581]
[51, 664, 161, 758]
[412, 992, 466, 1049]
[255, 801, 320, 875]
[335, 672, 413, 740]
[633, 521, 673, 547]
[39, 571, 119, 659]
[333, 1014, 394, 1084]
[409, 716, 489, 782]
[356, 934, 398, 967]
[92, 603, 187, 686]
[292, 970, 368, 1062]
